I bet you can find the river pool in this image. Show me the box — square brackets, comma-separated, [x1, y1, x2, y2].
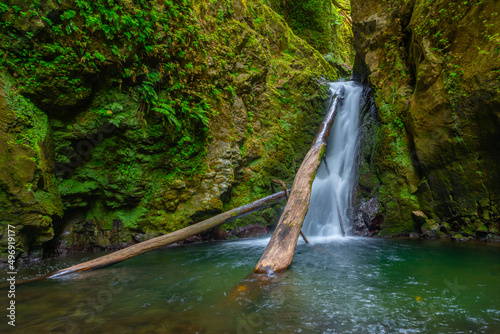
[1, 237, 500, 333]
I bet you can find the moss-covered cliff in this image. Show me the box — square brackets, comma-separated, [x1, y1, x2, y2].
[266, 0, 354, 72]
[352, 0, 500, 241]
[0, 0, 341, 258]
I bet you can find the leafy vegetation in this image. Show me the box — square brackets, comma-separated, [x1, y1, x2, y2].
[0, 0, 212, 142]
[0, 0, 340, 255]
[267, 0, 353, 67]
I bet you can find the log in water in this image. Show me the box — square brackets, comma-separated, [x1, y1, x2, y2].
[254, 84, 346, 274]
[303, 81, 363, 237]
[4, 238, 500, 333]
[17, 191, 288, 282]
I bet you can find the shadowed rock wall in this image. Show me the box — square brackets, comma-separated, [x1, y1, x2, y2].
[352, 0, 500, 240]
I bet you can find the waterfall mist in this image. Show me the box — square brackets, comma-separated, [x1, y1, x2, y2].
[303, 81, 363, 237]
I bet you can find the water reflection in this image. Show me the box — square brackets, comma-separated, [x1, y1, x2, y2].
[1, 238, 499, 333]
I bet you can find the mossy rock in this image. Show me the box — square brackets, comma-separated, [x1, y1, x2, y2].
[351, 0, 500, 240]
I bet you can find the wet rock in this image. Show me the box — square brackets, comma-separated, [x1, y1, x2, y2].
[421, 219, 440, 238]
[351, 0, 500, 239]
[234, 224, 269, 238]
[213, 226, 229, 240]
[485, 234, 500, 243]
[411, 211, 428, 228]
[353, 196, 381, 236]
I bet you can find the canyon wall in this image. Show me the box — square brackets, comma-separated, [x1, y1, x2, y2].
[0, 0, 346, 258]
[352, 0, 500, 240]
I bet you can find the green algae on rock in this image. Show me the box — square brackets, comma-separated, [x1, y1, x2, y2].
[0, 0, 339, 257]
[266, 0, 354, 74]
[0, 73, 63, 259]
[351, 0, 500, 240]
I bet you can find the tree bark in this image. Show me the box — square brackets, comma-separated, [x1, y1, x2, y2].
[254, 87, 344, 274]
[41, 191, 287, 280]
[272, 178, 309, 244]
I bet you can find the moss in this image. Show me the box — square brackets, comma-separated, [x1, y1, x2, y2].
[113, 207, 148, 230]
[1, 73, 47, 160]
[352, 0, 500, 239]
[267, 0, 354, 69]
[145, 206, 192, 233]
[369, 88, 420, 235]
[0, 70, 64, 257]
[220, 0, 336, 222]
[0, 0, 343, 254]
[58, 179, 99, 196]
[33, 190, 61, 216]
[319, 144, 327, 161]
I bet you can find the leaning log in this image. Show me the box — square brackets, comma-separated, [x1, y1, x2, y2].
[38, 191, 288, 280]
[254, 86, 344, 274]
[272, 178, 309, 244]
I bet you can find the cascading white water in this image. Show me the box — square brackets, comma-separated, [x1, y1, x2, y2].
[303, 81, 363, 237]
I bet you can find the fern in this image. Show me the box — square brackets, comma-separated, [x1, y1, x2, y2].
[152, 102, 181, 131]
[108, 114, 127, 128]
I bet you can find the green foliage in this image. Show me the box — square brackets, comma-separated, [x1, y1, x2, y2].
[1, 0, 214, 178]
[153, 102, 182, 131]
[443, 61, 465, 111]
[268, 0, 334, 52]
[267, 0, 353, 66]
[1, 72, 48, 163]
[136, 70, 211, 148]
[0, 0, 206, 107]
[0, 0, 342, 248]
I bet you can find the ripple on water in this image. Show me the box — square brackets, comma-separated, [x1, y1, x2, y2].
[2, 238, 500, 333]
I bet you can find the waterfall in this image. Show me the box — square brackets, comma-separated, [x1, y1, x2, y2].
[303, 81, 363, 237]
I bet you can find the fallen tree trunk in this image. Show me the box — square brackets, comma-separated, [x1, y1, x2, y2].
[254, 86, 344, 274]
[272, 178, 309, 244]
[38, 191, 288, 280]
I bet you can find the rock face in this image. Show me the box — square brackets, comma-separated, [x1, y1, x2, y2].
[266, 0, 354, 71]
[0, 0, 341, 257]
[0, 78, 63, 257]
[351, 0, 500, 240]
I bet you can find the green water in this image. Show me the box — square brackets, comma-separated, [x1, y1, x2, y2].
[1, 237, 500, 333]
